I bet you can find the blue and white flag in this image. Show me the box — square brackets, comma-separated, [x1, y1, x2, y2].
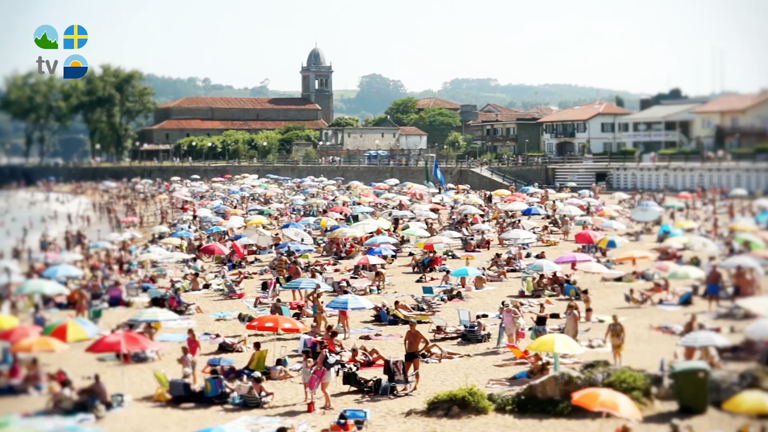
[432, 158, 446, 187]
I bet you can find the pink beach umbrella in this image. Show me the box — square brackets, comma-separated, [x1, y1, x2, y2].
[553, 253, 595, 264]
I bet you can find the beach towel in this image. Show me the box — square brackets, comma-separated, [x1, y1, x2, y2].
[156, 333, 213, 343]
[656, 304, 683, 312]
[307, 368, 326, 393]
[359, 334, 401, 341]
[209, 311, 235, 320]
[161, 317, 196, 329]
[349, 327, 377, 334]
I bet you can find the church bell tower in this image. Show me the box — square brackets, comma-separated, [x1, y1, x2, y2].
[301, 45, 334, 124]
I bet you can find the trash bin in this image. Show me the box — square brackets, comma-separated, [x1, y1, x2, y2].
[670, 360, 711, 414]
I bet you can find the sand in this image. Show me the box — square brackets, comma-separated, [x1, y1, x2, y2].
[2, 193, 764, 432]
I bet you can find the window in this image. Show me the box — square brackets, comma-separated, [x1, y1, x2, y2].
[616, 142, 626, 150]
[604, 142, 613, 152]
[618, 123, 629, 132]
[186, 133, 190, 138]
[731, 117, 739, 127]
[701, 118, 712, 129]
[206, 133, 211, 137]
[601, 123, 615, 133]
[485, 128, 491, 136]
[576, 123, 586, 133]
[505, 127, 512, 136]
[393, 133, 396, 138]
[165, 133, 169, 141]
[546, 142, 554, 153]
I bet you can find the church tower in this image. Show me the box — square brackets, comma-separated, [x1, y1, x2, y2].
[301, 45, 334, 124]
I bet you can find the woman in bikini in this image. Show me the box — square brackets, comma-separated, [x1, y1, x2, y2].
[604, 315, 625, 366]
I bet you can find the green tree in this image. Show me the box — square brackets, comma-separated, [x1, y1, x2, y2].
[252, 130, 280, 158]
[411, 107, 461, 148]
[352, 73, 407, 115]
[0, 73, 39, 159]
[277, 124, 319, 154]
[444, 131, 467, 153]
[362, 115, 390, 127]
[328, 116, 360, 128]
[615, 95, 625, 108]
[384, 97, 418, 126]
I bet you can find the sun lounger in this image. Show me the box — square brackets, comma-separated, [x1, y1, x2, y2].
[428, 316, 462, 339]
[390, 308, 429, 324]
[154, 370, 170, 389]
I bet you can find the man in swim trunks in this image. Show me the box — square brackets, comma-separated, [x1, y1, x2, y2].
[403, 320, 429, 391]
[705, 264, 723, 311]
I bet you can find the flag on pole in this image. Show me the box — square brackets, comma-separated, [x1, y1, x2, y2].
[432, 157, 446, 188]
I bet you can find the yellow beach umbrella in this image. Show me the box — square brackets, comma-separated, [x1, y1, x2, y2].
[722, 389, 768, 415]
[493, 189, 511, 196]
[327, 228, 364, 239]
[161, 237, 182, 246]
[335, 196, 351, 203]
[246, 216, 270, 226]
[674, 220, 699, 231]
[0, 314, 20, 330]
[376, 218, 392, 230]
[526, 333, 584, 371]
[317, 217, 337, 228]
[11, 336, 69, 353]
[729, 222, 758, 232]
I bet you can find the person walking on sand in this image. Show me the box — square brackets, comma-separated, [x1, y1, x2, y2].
[404, 320, 429, 392]
[604, 315, 625, 366]
[186, 329, 200, 385]
[705, 264, 723, 311]
[306, 286, 328, 331]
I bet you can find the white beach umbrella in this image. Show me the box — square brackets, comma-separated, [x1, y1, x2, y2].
[557, 205, 584, 217]
[678, 330, 732, 348]
[283, 228, 313, 245]
[744, 319, 768, 341]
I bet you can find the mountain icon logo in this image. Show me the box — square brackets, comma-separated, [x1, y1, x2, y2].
[34, 25, 58, 49]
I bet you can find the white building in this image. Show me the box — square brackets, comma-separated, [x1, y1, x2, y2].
[327, 126, 427, 152]
[538, 101, 632, 156]
[619, 103, 701, 152]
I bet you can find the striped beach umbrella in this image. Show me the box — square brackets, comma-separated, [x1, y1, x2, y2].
[282, 278, 333, 291]
[326, 294, 376, 311]
[43, 318, 99, 342]
[11, 336, 69, 353]
[450, 267, 482, 277]
[596, 236, 628, 249]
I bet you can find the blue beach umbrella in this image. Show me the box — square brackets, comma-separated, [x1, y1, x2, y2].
[89, 241, 114, 250]
[450, 267, 482, 277]
[282, 278, 333, 291]
[195, 425, 249, 432]
[171, 231, 194, 238]
[41, 264, 84, 279]
[280, 222, 304, 230]
[275, 242, 315, 254]
[522, 207, 548, 216]
[205, 226, 226, 234]
[364, 236, 399, 245]
[326, 294, 376, 311]
[327, 224, 348, 232]
[366, 247, 396, 256]
[206, 357, 236, 367]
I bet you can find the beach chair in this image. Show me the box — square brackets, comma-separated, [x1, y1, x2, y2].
[125, 284, 140, 297]
[421, 286, 436, 297]
[223, 281, 245, 299]
[339, 408, 371, 430]
[243, 349, 269, 375]
[88, 307, 103, 324]
[505, 344, 533, 362]
[153, 370, 170, 389]
[279, 305, 291, 317]
[564, 283, 581, 299]
[461, 323, 491, 343]
[390, 309, 429, 324]
[428, 316, 462, 340]
[203, 376, 228, 404]
[457, 309, 471, 328]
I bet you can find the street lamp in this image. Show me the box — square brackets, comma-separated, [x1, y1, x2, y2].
[95, 143, 101, 160]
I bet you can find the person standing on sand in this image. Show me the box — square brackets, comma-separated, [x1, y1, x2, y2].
[186, 329, 200, 385]
[705, 264, 723, 311]
[403, 320, 429, 392]
[604, 315, 625, 366]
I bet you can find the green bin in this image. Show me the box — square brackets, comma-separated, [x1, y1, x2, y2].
[670, 360, 711, 414]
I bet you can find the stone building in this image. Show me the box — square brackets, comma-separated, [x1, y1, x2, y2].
[138, 46, 333, 145]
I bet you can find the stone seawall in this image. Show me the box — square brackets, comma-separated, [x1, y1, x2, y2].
[0, 164, 550, 189]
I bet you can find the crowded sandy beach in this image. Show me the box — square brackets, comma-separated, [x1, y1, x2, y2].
[0, 173, 766, 432]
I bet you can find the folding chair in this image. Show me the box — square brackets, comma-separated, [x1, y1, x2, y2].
[421, 286, 436, 297]
[457, 309, 471, 328]
[428, 316, 462, 340]
[279, 305, 291, 317]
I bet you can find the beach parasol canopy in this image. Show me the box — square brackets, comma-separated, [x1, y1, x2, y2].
[351, 255, 386, 266]
[499, 229, 537, 244]
[597, 236, 628, 249]
[282, 278, 333, 291]
[729, 188, 749, 198]
[722, 389, 768, 415]
[401, 228, 431, 238]
[11, 336, 69, 353]
[366, 246, 397, 256]
[0, 314, 20, 331]
[526, 333, 584, 371]
[195, 426, 250, 432]
[556, 205, 584, 217]
[42, 318, 99, 343]
[630, 207, 661, 222]
[199, 243, 231, 256]
[151, 225, 171, 234]
[86, 331, 162, 354]
[41, 264, 84, 280]
[326, 294, 376, 311]
[744, 319, 768, 341]
[364, 236, 399, 245]
[736, 295, 768, 316]
[614, 250, 655, 262]
[17, 279, 69, 296]
[677, 330, 732, 348]
[667, 265, 706, 280]
[128, 307, 180, 323]
[553, 253, 595, 264]
[575, 262, 610, 274]
[600, 220, 627, 231]
[245, 315, 308, 333]
[571, 387, 643, 421]
[528, 259, 562, 273]
[574, 230, 600, 244]
[0, 324, 41, 343]
[282, 228, 313, 245]
[521, 207, 548, 216]
[450, 267, 482, 278]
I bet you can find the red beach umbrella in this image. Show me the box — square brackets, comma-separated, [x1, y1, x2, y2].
[86, 331, 162, 354]
[574, 230, 600, 244]
[0, 324, 42, 344]
[199, 243, 231, 256]
[246, 315, 308, 334]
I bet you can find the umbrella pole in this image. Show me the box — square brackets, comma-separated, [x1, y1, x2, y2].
[553, 353, 560, 372]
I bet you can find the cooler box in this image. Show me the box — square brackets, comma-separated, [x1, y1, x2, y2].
[670, 360, 711, 414]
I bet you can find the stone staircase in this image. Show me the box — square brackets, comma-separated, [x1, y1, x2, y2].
[552, 165, 598, 189]
[470, 167, 528, 190]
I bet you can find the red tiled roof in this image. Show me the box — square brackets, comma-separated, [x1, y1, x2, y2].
[524, 106, 558, 117]
[398, 126, 427, 136]
[691, 92, 768, 113]
[145, 119, 327, 130]
[538, 101, 631, 122]
[158, 97, 320, 110]
[469, 112, 536, 124]
[480, 103, 521, 114]
[416, 97, 461, 110]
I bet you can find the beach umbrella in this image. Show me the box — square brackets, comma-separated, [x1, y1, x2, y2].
[351, 220, 381, 233]
[612, 192, 630, 200]
[171, 231, 194, 238]
[0, 324, 42, 343]
[556, 205, 584, 217]
[743, 319, 768, 341]
[729, 188, 749, 198]
[630, 207, 661, 223]
[575, 262, 610, 274]
[195, 426, 250, 432]
[326, 294, 376, 311]
[729, 221, 759, 232]
[282, 228, 313, 245]
[499, 202, 528, 212]
[683, 236, 719, 253]
[199, 243, 231, 256]
[651, 261, 679, 272]
[678, 330, 732, 348]
[11, 336, 69, 353]
[0, 314, 20, 331]
[401, 228, 431, 238]
[596, 208, 620, 218]
[450, 267, 482, 277]
[499, 229, 537, 244]
[128, 307, 180, 323]
[722, 389, 768, 416]
[492, 189, 511, 196]
[17, 279, 69, 296]
[459, 207, 484, 215]
[120, 216, 141, 224]
[365, 236, 398, 245]
[571, 387, 643, 421]
[554, 253, 595, 264]
[86, 331, 162, 354]
[41, 264, 84, 280]
[469, 223, 492, 232]
[366, 247, 397, 256]
[597, 236, 628, 249]
[282, 278, 333, 291]
[721, 255, 764, 272]
[351, 255, 386, 266]
[246, 315, 308, 333]
[327, 228, 364, 239]
[522, 207, 548, 216]
[151, 225, 171, 235]
[733, 233, 766, 251]
[676, 192, 694, 200]
[736, 296, 768, 316]
[598, 220, 625, 231]
[667, 265, 706, 280]
[280, 222, 303, 230]
[674, 220, 699, 231]
[42, 318, 99, 343]
[525, 333, 584, 371]
[663, 201, 686, 209]
[527, 259, 561, 273]
[614, 250, 655, 263]
[574, 230, 600, 244]
[89, 241, 115, 250]
[275, 242, 315, 254]
[573, 216, 593, 226]
[161, 237, 182, 246]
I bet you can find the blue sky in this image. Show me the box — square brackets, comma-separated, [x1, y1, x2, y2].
[4, 0, 768, 96]
[33, 25, 57, 41]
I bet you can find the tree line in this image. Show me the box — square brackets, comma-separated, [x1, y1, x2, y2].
[0, 66, 155, 161]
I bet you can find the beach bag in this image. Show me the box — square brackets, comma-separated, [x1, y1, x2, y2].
[516, 329, 526, 340]
[308, 368, 326, 393]
[307, 400, 316, 413]
[323, 352, 340, 370]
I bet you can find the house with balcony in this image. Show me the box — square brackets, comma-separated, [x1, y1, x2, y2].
[691, 91, 768, 150]
[538, 101, 632, 156]
[618, 103, 701, 152]
[465, 112, 542, 154]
